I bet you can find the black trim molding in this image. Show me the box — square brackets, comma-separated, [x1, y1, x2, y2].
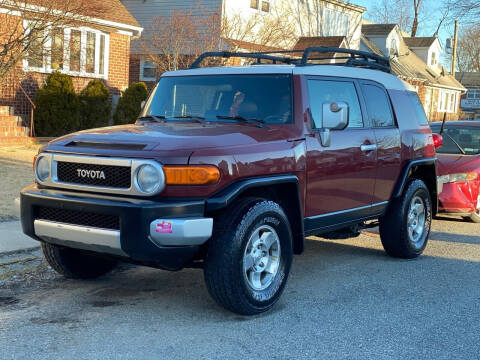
[206, 175, 300, 212]
[304, 201, 388, 236]
[393, 158, 437, 198]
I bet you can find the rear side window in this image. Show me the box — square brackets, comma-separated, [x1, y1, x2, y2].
[431, 125, 480, 155]
[307, 80, 363, 129]
[407, 91, 428, 125]
[362, 84, 395, 127]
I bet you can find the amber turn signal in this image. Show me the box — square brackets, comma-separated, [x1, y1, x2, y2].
[163, 165, 220, 185]
[32, 155, 37, 171]
[466, 172, 478, 181]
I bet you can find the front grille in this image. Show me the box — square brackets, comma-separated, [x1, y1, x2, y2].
[57, 161, 131, 188]
[36, 207, 120, 230]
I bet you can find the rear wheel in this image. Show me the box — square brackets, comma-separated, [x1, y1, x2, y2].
[204, 198, 293, 315]
[379, 179, 432, 258]
[42, 243, 117, 279]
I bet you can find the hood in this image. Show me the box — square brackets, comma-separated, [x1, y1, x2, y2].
[43, 122, 295, 163]
[437, 153, 480, 175]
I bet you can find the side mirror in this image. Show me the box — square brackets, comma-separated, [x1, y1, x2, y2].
[322, 101, 349, 130]
[316, 102, 349, 147]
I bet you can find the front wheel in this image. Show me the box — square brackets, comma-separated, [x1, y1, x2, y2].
[204, 198, 293, 315]
[379, 179, 432, 258]
[42, 243, 117, 279]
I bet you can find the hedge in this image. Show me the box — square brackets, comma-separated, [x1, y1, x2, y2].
[79, 80, 111, 129]
[34, 72, 81, 137]
[113, 82, 148, 125]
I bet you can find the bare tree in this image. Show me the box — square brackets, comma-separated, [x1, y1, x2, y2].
[410, 0, 422, 37]
[447, 0, 480, 22]
[0, 0, 109, 79]
[369, 0, 413, 32]
[456, 24, 480, 72]
[140, 4, 297, 75]
[284, 0, 362, 48]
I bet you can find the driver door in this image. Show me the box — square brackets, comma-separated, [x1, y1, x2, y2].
[305, 78, 378, 228]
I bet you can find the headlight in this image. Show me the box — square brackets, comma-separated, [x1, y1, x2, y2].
[35, 156, 50, 182]
[135, 164, 161, 193]
[438, 172, 478, 184]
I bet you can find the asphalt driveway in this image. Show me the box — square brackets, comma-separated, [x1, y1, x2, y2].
[1, 217, 479, 360]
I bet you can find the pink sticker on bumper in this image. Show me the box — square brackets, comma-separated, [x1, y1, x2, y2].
[155, 221, 173, 234]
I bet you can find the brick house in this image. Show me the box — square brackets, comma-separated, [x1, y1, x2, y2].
[0, 0, 142, 142]
[360, 23, 465, 122]
[456, 72, 480, 121]
[121, 0, 365, 87]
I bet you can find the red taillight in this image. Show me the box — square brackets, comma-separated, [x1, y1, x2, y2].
[432, 133, 443, 149]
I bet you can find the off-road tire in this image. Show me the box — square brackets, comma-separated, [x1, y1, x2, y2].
[204, 198, 293, 315]
[379, 179, 432, 258]
[41, 243, 117, 279]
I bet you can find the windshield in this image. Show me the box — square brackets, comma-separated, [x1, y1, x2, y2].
[431, 125, 480, 155]
[141, 74, 293, 124]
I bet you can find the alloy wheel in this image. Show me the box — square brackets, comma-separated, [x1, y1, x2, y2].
[243, 225, 281, 291]
[407, 195, 426, 246]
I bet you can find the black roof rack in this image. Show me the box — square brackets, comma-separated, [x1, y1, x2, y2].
[189, 47, 391, 73]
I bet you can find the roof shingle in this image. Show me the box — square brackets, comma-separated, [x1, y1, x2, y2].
[361, 34, 464, 90]
[362, 24, 397, 35]
[404, 37, 437, 48]
[20, 0, 140, 28]
[456, 72, 480, 87]
[293, 36, 346, 50]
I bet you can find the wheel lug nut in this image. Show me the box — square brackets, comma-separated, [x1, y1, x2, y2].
[259, 262, 264, 267]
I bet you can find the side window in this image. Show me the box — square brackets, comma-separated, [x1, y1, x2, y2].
[430, 126, 462, 154]
[362, 84, 395, 127]
[407, 91, 429, 125]
[307, 80, 363, 129]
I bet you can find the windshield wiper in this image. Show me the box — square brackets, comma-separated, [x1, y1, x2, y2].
[216, 115, 268, 128]
[442, 133, 466, 155]
[138, 115, 167, 122]
[173, 115, 205, 123]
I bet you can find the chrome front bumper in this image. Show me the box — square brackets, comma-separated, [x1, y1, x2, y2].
[34, 217, 213, 256]
[34, 219, 125, 256]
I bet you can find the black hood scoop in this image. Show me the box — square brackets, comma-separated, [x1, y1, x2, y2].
[66, 141, 147, 151]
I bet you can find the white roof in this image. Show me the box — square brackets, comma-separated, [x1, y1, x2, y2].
[162, 65, 410, 91]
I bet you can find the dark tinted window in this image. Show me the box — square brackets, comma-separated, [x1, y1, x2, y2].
[407, 91, 428, 125]
[145, 75, 292, 124]
[431, 125, 480, 155]
[362, 84, 394, 127]
[307, 80, 363, 129]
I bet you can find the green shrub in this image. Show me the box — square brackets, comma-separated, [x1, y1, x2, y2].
[34, 72, 80, 137]
[113, 82, 148, 125]
[79, 80, 111, 129]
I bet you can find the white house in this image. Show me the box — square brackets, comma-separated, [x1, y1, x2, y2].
[120, 0, 365, 83]
[360, 23, 465, 122]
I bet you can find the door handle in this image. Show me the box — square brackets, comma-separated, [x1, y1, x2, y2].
[360, 144, 377, 152]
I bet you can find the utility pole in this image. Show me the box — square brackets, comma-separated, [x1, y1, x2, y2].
[451, 20, 458, 75]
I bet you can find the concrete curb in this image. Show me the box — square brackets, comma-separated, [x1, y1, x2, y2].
[0, 221, 39, 255]
[0, 246, 41, 257]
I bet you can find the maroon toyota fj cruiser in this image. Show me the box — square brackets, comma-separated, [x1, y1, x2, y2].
[21, 48, 439, 315]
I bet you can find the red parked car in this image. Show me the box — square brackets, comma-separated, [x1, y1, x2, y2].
[431, 121, 480, 222]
